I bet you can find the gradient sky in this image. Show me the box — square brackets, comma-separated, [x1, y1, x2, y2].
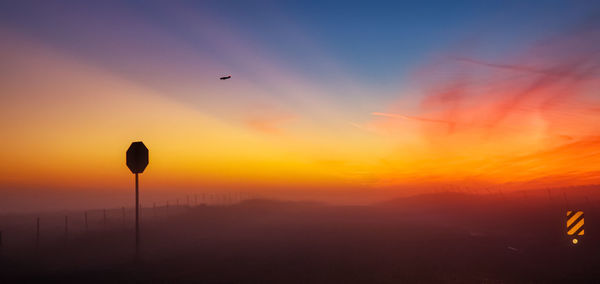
[1, 0, 600, 211]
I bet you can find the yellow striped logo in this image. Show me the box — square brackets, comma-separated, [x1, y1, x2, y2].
[566, 211, 584, 244]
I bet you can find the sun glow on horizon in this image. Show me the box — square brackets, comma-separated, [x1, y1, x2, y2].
[1, 1, 600, 213]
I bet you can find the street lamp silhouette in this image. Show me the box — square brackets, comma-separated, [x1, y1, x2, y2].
[126, 141, 148, 261]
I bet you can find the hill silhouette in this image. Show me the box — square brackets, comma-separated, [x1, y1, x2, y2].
[1, 192, 600, 282]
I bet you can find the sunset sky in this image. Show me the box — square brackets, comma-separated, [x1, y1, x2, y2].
[1, 1, 600, 211]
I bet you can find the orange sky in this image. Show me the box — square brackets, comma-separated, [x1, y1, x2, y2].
[1, 5, 600, 212]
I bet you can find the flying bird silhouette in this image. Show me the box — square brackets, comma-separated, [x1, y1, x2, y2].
[219, 75, 231, 80]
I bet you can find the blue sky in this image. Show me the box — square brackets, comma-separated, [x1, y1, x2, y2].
[1, 0, 594, 85]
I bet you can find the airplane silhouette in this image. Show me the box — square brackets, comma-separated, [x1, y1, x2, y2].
[220, 75, 231, 80]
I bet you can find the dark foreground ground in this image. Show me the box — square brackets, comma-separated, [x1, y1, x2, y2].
[1, 191, 600, 283]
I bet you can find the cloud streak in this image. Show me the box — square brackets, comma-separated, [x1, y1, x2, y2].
[368, 17, 600, 189]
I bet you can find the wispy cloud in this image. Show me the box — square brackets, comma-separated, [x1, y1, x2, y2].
[366, 17, 600, 189]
